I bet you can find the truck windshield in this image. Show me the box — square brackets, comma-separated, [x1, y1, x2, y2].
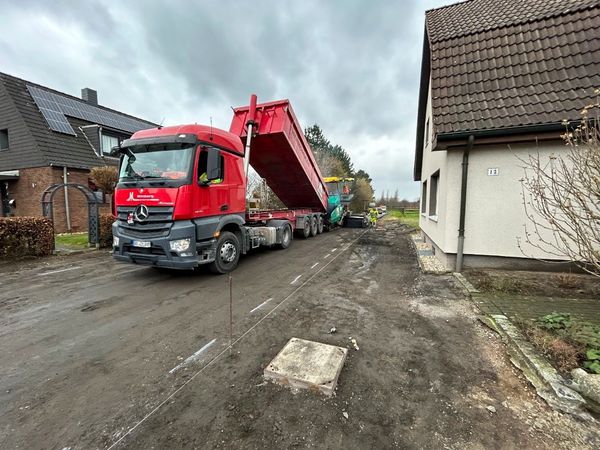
[119, 144, 195, 181]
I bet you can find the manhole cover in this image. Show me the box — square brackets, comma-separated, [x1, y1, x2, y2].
[264, 337, 347, 396]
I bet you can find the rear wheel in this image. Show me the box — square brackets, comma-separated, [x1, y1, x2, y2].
[209, 231, 240, 274]
[299, 217, 311, 239]
[310, 216, 318, 237]
[317, 216, 324, 234]
[276, 224, 292, 249]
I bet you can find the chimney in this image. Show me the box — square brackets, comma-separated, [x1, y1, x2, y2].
[81, 88, 98, 106]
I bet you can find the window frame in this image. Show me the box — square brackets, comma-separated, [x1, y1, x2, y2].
[421, 180, 427, 215]
[428, 170, 440, 219]
[197, 146, 225, 186]
[101, 133, 120, 156]
[0, 129, 9, 151]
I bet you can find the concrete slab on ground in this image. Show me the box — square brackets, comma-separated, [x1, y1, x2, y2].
[264, 337, 347, 396]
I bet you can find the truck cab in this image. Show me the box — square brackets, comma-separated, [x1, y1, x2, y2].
[112, 125, 249, 272]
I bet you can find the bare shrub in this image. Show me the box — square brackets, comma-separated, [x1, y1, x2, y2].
[520, 323, 584, 373]
[90, 166, 118, 195]
[518, 91, 600, 277]
[552, 272, 582, 289]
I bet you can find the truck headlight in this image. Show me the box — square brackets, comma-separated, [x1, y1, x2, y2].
[169, 238, 191, 252]
[113, 236, 119, 247]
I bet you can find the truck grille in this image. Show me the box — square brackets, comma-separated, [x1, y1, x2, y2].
[116, 206, 174, 238]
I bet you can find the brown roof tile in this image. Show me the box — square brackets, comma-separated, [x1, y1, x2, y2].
[427, 2, 600, 134]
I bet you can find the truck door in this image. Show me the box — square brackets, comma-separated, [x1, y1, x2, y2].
[195, 146, 229, 217]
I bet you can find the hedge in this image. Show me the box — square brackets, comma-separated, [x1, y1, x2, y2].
[98, 214, 115, 248]
[0, 217, 54, 258]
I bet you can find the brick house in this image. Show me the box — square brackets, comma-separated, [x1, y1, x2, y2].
[0, 72, 156, 232]
[413, 0, 599, 271]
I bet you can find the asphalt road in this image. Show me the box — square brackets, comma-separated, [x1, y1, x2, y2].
[1, 220, 598, 449]
[1, 226, 365, 448]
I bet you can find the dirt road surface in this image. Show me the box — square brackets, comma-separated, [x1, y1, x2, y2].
[1, 218, 598, 449]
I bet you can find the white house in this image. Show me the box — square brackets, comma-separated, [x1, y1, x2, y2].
[413, 0, 600, 271]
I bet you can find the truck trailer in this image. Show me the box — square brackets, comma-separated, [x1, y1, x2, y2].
[112, 95, 329, 273]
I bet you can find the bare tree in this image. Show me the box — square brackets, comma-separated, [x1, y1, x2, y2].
[519, 94, 600, 277]
[313, 150, 347, 177]
[246, 169, 284, 210]
[350, 178, 374, 212]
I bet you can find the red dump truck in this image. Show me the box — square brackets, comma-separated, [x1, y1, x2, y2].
[111, 95, 329, 273]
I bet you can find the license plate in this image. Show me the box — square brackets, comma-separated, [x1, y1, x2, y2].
[132, 240, 151, 248]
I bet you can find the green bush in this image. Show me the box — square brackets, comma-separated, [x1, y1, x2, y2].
[0, 217, 54, 258]
[98, 214, 115, 248]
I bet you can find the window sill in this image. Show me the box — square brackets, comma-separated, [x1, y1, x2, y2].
[428, 215, 438, 222]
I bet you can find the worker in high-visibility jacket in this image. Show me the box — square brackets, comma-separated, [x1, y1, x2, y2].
[369, 208, 378, 227]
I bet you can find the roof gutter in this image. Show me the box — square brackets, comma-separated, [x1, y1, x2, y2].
[437, 122, 565, 142]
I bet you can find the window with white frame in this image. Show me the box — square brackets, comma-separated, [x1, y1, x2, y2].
[425, 118, 429, 146]
[101, 134, 119, 156]
[429, 170, 439, 217]
[421, 180, 427, 214]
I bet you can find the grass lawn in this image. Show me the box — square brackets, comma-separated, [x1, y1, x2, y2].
[388, 209, 420, 229]
[55, 232, 88, 249]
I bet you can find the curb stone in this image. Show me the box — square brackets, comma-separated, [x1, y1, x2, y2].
[568, 369, 600, 414]
[453, 272, 479, 295]
[53, 247, 98, 257]
[489, 314, 594, 421]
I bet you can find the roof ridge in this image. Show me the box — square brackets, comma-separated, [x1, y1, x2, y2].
[425, 0, 472, 15]
[0, 71, 157, 126]
[426, 0, 599, 43]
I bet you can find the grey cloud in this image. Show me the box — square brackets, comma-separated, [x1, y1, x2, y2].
[0, 0, 449, 199]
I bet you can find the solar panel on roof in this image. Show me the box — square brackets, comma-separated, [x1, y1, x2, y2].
[27, 85, 152, 136]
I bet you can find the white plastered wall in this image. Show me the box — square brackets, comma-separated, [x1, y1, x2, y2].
[419, 83, 571, 264]
[419, 80, 450, 251]
[457, 142, 569, 260]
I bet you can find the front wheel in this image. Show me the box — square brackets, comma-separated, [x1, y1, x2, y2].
[209, 231, 240, 274]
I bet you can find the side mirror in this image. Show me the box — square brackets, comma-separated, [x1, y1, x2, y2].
[206, 147, 222, 181]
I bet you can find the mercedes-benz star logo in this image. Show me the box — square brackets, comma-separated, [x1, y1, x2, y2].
[134, 204, 149, 222]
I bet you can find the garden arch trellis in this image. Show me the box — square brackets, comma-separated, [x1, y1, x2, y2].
[41, 183, 100, 248]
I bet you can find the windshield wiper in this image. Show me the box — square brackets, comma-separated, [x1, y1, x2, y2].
[121, 172, 144, 180]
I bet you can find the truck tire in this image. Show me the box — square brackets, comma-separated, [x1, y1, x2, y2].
[298, 216, 311, 239]
[317, 215, 324, 234]
[276, 223, 292, 249]
[209, 231, 240, 274]
[310, 215, 318, 237]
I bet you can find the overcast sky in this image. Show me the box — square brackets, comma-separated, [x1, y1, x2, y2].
[0, 0, 449, 200]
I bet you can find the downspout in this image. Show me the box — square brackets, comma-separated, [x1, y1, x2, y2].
[456, 135, 474, 272]
[63, 167, 71, 232]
